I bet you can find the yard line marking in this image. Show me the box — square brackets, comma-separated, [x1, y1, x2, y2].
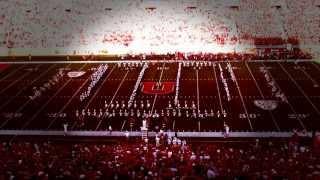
[0, 65, 56, 128]
[212, 64, 224, 114]
[0, 64, 56, 111]
[82, 65, 115, 111]
[157, 63, 166, 85]
[311, 61, 320, 74]
[173, 120, 175, 131]
[196, 69, 200, 115]
[121, 120, 127, 131]
[46, 65, 96, 130]
[245, 62, 280, 131]
[2, 64, 68, 143]
[0, 64, 25, 82]
[0, 63, 73, 129]
[278, 62, 320, 116]
[0, 65, 37, 95]
[262, 62, 306, 130]
[297, 62, 319, 87]
[19, 64, 86, 130]
[227, 61, 253, 131]
[150, 63, 166, 115]
[95, 70, 129, 130]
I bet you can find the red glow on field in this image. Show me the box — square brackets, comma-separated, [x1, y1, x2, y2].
[0, 64, 9, 71]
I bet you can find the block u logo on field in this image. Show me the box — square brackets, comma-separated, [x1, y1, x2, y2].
[141, 82, 175, 95]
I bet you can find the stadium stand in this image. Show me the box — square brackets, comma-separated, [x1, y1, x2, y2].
[1, 135, 320, 179]
[0, 0, 320, 178]
[0, 0, 319, 56]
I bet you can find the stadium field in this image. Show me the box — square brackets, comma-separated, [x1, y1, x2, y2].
[0, 60, 320, 135]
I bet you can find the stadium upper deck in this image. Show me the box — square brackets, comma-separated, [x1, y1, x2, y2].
[0, 0, 319, 56]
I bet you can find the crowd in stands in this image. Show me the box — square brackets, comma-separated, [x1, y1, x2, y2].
[1, 134, 320, 179]
[0, 0, 319, 55]
[282, 0, 320, 45]
[118, 51, 312, 61]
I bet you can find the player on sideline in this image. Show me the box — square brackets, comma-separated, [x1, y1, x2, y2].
[63, 123, 68, 136]
[223, 122, 230, 138]
[108, 125, 112, 135]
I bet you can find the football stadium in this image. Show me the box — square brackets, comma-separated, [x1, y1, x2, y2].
[1, 0, 320, 178]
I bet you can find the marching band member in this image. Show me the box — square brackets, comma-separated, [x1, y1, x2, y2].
[124, 109, 129, 117]
[192, 101, 196, 109]
[172, 109, 177, 117]
[99, 109, 103, 117]
[147, 100, 150, 109]
[142, 119, 147, 129]
[130, 109, 135, 117]
[119, 109, 123, 117]
[116, 101, 120, 109]
[108, 125, 112, 134]
[122, 100, 126, 109]
[143, 110, 147, 118]
[112, 110, 116, 117]
[192, 109, 197, 118]
[93, 109, 97, 117]
[104, 109, 109, 117]
[223, 109, 227, 118]
[137, 109, 141, 117]
[155, 135, 160, 147]
[75, 110, 79, 117]
[134, 101, 137, 108]
[210, 109, 214, 117]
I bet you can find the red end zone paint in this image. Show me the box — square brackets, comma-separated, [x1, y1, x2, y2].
[0, 64, 9, 71]
[141, 82, 175, 95]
